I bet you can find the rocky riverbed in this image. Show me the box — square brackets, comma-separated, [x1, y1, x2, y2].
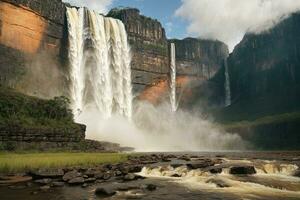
[1, 152, 300, 200]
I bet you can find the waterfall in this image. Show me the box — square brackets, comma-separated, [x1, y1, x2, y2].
[170, 43, 177, 112]
[224, 59, 231, 107]
[66, 7, 132, 120]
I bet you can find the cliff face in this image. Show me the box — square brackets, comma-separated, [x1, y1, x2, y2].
[226, 12, 300, 117]
[169, 38, 229, 79]
[207, 12, 300, 123]
[0, 0, 67, 97]
[107, 8, 169, 95]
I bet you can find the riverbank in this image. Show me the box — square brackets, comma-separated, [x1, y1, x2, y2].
[0, 152, 300, 200]
[0, 152, 130, 174]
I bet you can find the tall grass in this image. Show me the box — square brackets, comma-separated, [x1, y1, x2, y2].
[0, 153, 129, 173]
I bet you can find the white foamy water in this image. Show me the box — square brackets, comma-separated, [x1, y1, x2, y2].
[170, 43, 177, 112]
[139, 160, 300, 199]
[66, 7, 244, 152]
[224, 59, 231, 107]
[66, 7, 132, 120]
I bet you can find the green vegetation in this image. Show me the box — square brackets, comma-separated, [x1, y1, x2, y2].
[0, 86, 77, 130]
[221, 111, 300, 129]
[0, 152, 129, 173]
[133, 42, 168, 56]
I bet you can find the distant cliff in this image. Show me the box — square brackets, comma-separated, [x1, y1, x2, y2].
[169, 38, 229, 79]
[107, 8, 169, 95]
[205, 12, 300, 123]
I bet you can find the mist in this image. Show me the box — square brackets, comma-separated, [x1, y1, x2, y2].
[76, 102, 245, 152]
[176, 0, 300, 51]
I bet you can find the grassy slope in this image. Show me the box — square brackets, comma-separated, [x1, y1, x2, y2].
[0, 86, 78, 130]
[0, 153, 129, 173]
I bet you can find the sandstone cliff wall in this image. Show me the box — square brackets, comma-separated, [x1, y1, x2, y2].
[0, 0, 68, 97]
[169, 38, 229, 79]
[107, 8, 169, 95]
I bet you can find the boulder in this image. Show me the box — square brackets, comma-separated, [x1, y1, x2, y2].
[293, 169, 300, 177]
[52, 181, 64, 187]
[95, 186, 117, 197]
[39, 185, 50, 191]
[63, 170, 81, 182]
[187, 159, 215, 169]
[84, 178, 96, 183]
[34, 178, 52, 185]
[30, 169, 64, 178]
[68, 177, 85, 185]
[145, 184, 157, 191]
[123, 173, 136, 181]
[206, 178, 231, 188]
[229, 166, 256, 175]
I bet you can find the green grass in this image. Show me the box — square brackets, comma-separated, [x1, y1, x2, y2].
[0, 152, 129, 173]
[221, 111, 300, 129]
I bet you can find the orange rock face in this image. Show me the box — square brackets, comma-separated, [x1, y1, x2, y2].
[0, 2, 61, 54]
[138, 76, 202, 105]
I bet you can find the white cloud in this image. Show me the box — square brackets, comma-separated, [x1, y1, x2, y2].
[63, 0, 114, 14]
[175, 0, 300, 51]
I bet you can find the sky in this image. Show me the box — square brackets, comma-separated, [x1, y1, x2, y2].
[63, 0, 300, 51]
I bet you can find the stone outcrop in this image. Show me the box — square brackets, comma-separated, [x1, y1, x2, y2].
[107, 8, 169, 95]
[169, 38, 229, 79]
[0, 125, 86, 150]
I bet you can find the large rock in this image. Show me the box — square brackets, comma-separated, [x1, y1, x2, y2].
[229, 166, 256, 175]
[30, 168, 64, 178]
[187, 159, 215, 169]
[62, 170, 81, 182]
[95, 186, 117, 197]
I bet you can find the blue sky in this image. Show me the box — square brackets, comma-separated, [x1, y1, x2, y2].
[108, 0, 188, 39]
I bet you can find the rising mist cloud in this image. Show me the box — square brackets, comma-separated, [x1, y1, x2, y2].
[63, 0, 114, 13]
[176, 0, 300, 51]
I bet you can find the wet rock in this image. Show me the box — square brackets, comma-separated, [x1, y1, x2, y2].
[140, 183, 157, 191]
[187, 159, 215, 169]
[293, 169, 300, 177]
[39, 185, 50, 191]
[52, 181, 64, 187]
[94, 172, 104, 179]
[171, 173, 181, 177]
[0, 176, 32, 184]
[103, 172, 112, 180]
[30, 169, 64, 178]
[209, 167, 222, 174]
[35, 178, 52, 185]
[63, 170, 81, 182]
[82, 183, 88, 188]
[123, 173, 144, 181]
[85, 178, 96, 183]
[123, 173, 136, 181]
[95, 186, 117, 197]
[68, 177, 85, 185]
[206, 178, 231, 188]
[179, 155, 191, 161]
[229, 166, 256, 175]
[170, 164, 184, 168]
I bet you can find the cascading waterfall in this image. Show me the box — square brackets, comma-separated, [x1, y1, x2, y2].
[66, 7, 132, 120]
[224, 59, 231, 107]
[170, 43, 177, 112]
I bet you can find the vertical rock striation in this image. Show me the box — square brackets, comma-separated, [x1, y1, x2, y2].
[169, 38, 229, 79]
[107, 8, 169, 95]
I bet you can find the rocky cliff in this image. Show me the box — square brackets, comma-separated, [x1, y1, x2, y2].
[107, 8, 169, 95]
[0, 0, 68, 97]
[169, 38, 229, 79]
[223, 12, 300, 120]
